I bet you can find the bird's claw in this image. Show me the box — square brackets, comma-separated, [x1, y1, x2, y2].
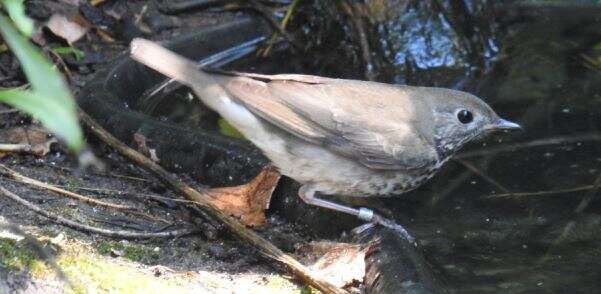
[370, 213, 416, 244]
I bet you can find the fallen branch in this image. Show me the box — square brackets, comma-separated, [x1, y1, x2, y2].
[0, 163, 136, 211]
[78, 110, 345, 294]
[0, 184, 196, 239]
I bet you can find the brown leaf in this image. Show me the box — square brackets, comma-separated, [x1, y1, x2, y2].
[298, 241, 366, 288]
[46, 13, 90, 44]
[205, 166, 281, 226]
[133, 132, 160, 163]
[0, 126, 57, 157]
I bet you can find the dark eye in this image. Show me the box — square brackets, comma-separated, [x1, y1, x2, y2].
[457, 109, 473, 124]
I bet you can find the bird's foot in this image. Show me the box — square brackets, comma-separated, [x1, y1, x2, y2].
[356, 207, 415, 243]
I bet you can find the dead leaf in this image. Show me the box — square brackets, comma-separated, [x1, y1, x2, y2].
[0, 126, 57, 157]
[205, 166, 281, 226]
[46, 13, 90, 44]
[298, 241, 366, 288]
[95, 28, 115, 43]
[90, 0, 107, 6]
[133, 132, 160, 163]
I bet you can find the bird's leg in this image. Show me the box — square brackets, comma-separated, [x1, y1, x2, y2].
[298, 185, 415, 242]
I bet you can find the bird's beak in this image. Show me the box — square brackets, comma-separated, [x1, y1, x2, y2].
[491, 118, 521, 130]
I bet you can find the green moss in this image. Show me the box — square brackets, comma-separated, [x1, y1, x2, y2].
[300, 285, 319, 294]
[63, 177, 81, 190]
[95, 241, 155, 262]
[0, 238, 48, 276]
[96, 240, 113, 255]
[58, 253, 183, 293]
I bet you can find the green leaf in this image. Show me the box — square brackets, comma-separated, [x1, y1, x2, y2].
[0, 14, 71, 100]
[0, 13, 83, 151]
[51, 46, 85, 62]
[1, 0, 34, 37]
[0, 89, 82, 151]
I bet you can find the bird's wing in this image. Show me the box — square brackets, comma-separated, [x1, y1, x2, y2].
[213, 73, 439, 170]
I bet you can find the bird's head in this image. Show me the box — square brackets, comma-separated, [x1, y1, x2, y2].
[423, 88, 520, 159]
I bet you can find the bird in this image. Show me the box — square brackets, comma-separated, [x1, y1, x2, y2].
[130, 38, 521, 239]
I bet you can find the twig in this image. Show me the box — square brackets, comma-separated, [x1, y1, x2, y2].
[60, 185, 198, 204]
[78, 110, 345, 294]
[260, 0, 301, 57]
[455, 133, 601, 159]
[539, 173, 601, 264]
[0, 168, 173, 224]
[574, 173, 601, 213]
[46, 48, 73, 80]
[247, 0, 302, 51]
[0, 163, 136, 211]
[0, 108, 19, 114]
[338, 0, 376, 81]
[0, 184, 196, 239]
[429, 157, 493, 206]
[47, 164, 151, 182]
[454, 159, 511, 193]
[0, 143, 32, 153]
[484, 185, 595, 199]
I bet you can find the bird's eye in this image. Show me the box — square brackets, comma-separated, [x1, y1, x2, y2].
[457, 109, 473, 124]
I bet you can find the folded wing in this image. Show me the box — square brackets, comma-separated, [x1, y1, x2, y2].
[212, 72, 439, 171]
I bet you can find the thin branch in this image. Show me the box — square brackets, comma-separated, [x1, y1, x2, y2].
[455, 133, 601, 159]
[484, 185, 595, 199]
[62, 185, 199, 204]
[575, 173, 601, 214]
[0, 108, 19, 114]
[260, 0, 301, 57]
[338, 0, 376, 81]
[0, 143, 32, 153]
[247, 0, 302, 51]
[0, 184, 196, 239]
[539, 173, 601, 264]
[0, 163, 136, 211]
[78, 110, 345, 294]
[454, 159, 511, 193]
[47, 164, 151, 182]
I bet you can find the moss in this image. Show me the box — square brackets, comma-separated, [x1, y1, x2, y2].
[63, 177, 81, 189]
[95, 240, 156, 262]
[0, 238, 48, 276]
[58, 253, 184, 293]
[96, 240, 114, 255]
[264, 274, 295, 289]
[300, 285, 319, 294]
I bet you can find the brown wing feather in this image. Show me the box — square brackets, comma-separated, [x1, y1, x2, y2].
[213, 72, 439, 170]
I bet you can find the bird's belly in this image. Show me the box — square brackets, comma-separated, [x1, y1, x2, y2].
[222, 112, 438, 197]
[254, 130, 434, 197]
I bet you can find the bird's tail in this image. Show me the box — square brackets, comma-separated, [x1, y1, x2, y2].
[130, 38, 217, 92]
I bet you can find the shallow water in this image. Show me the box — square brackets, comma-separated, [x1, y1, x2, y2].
[250, 2, 601, 293]
[129, 1, 601, 292]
